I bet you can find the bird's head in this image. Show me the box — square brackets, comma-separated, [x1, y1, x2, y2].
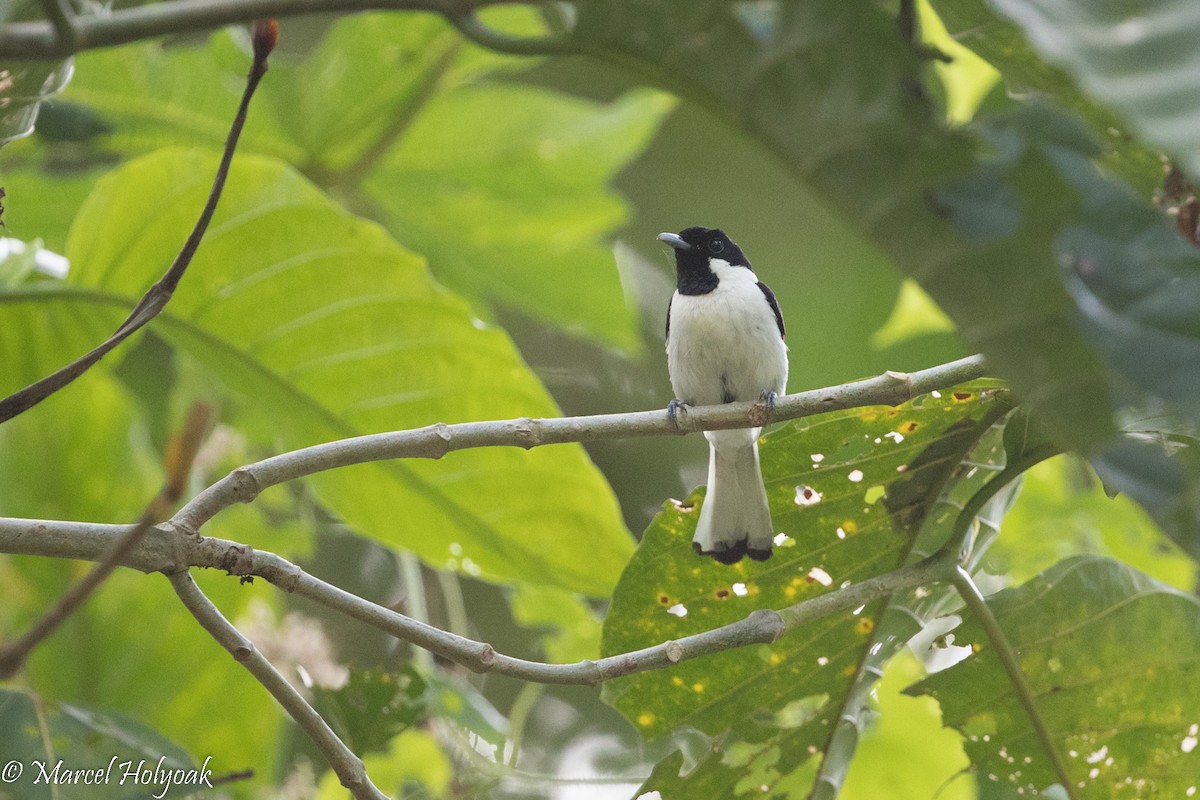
[657, 227, 751, 270]
[657, 227, 751, 294]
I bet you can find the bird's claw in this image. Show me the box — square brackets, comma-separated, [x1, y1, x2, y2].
[667, 398, 686, 430]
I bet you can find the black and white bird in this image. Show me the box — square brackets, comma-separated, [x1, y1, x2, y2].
[658, 227, 788, 564]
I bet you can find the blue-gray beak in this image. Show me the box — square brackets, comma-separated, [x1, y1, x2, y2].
[657, 232, 691, 250]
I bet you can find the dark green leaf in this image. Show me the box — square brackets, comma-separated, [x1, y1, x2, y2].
[982, 0, 1200, 179]
[910, 556, 1200, 797]
[929, 0, 1162, 194]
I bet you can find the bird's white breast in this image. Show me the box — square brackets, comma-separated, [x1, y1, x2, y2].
[666, 260, 788, 408]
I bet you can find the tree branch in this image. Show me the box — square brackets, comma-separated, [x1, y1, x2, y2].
[0, 0, 537, 59]
[168, 570, 389, 800]
[35, 0, 78, 50]
[172, 355, 987, 535]
[0, 356, 987, 684]
[0, 22, 275, 425]
[0, 514, 956, 686]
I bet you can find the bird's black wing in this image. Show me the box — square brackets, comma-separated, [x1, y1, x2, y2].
[665, 293, 673, 341]
[757, 281, 785, 338]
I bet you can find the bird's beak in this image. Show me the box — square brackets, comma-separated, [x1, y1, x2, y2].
[657, 232, 691, 251]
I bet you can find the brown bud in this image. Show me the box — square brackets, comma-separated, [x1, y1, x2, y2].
[251, 19, 279, 61]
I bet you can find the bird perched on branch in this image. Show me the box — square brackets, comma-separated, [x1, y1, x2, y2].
[658, 227, 788, 564]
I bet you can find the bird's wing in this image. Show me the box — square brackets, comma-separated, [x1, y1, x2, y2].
[757, 281, 785, 338]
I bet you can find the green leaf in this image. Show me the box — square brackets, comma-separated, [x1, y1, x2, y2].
[49, 16, 667, 350]
[361, 82, 670, 352]
[0, 687, 200, 800]
[980, 0, 1200, 179]
[0, 344, 283, 776]
[909, 555, 1200, 797]
[0, 370, 160, 522]
[316, 728, 452, 800]
[606, 382, 1007, 797]
[3, 147, 633, 595]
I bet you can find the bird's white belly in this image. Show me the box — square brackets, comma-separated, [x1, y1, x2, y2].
[666, 280, 788, 407]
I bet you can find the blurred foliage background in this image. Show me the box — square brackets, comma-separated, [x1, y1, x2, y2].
[1, 1, 1199, 799]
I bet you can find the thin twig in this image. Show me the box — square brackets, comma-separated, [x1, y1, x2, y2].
[172, 356, 988, 535]
[0, 403, 213, 678]
[0, 0, 532, 58]
[950, 566, 1079, 799]
[168, 570, 390, 800]
[0, 23, 275, 425]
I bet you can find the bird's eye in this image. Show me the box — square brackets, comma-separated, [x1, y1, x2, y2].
[708, 240, 725, 254]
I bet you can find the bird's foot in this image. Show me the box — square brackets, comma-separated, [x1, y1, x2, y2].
[667, 398, 688, 431]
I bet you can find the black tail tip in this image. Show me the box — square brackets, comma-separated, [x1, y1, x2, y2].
[693, 540, 773, 565]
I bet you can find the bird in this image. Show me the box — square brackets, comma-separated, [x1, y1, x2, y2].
[658, 226, 788, 564]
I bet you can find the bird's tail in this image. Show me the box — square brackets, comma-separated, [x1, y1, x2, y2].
[693, 430, 774, 564]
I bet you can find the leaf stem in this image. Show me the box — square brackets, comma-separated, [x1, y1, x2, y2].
[935, 444, 1058, 565]
[398, 551, 434, 671]
[949, 566, 1079, 799]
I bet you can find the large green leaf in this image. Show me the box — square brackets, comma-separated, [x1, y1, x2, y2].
[1, 148, 633, 594]
[982, 0, 1200, 179]
[360, 81, 669, 352]
[910, 555, 1200, 797]
[605, 382, 1007, 796]
[29, 15, 668, 350]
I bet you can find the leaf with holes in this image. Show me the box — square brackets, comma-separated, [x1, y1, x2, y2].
[0, 148, 633, 595]
[909, 555, 1200, 798]
[603, 381, 1008, 797]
